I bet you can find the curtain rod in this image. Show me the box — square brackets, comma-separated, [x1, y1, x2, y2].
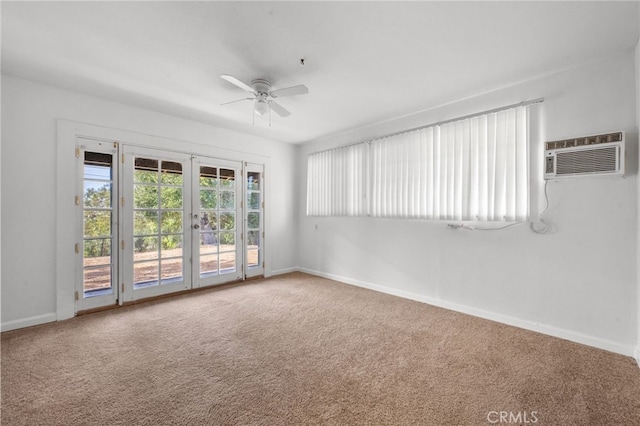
[311, 98, 544, 155]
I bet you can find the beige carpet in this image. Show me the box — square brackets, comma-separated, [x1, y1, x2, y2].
[2, 272, 639, 425]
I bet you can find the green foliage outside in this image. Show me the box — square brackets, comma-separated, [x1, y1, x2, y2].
[84, 184, 112, 258]
[84, 168, 239, 258]
[133, 182, 183, 253]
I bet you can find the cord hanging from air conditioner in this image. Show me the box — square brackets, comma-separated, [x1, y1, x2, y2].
[529, 180, 551, 234]
[446, 180, 551, 233]
[447, 221, 522, 231]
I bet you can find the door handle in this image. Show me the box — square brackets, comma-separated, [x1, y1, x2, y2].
[193, 224, 200, 229]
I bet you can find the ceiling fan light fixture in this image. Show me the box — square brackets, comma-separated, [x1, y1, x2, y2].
[254, 98, 270, 116]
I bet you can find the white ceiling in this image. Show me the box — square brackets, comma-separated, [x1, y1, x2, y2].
[2, 1, 639, 144]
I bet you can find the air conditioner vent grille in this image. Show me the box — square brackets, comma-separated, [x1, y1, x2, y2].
[545, 131, 623, 150]
[555, 146, 618, 176]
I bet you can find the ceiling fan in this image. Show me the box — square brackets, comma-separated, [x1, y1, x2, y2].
[220, 74, 308, 123]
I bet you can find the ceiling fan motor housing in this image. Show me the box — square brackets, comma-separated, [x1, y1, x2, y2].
[252, 79, 272, 94]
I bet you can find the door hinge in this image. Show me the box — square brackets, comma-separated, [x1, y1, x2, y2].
[121, 197, 125, 207]
[262, 261, 265, 269]
[75, 147, 80, 158]
[75, 195, 80, 206]
[75, 291, 79, 301]
[121, 240, 125, 250]
[240, 201, 243, 209]
[262, 201, 264, 209]
[113, 141, 118, 148]
[121, 153, 125, 164]
[241, 232, 243, 240]
[75, 243, 80, 254]
[121, 283, 125, 293]
[262, 231, 265, 239]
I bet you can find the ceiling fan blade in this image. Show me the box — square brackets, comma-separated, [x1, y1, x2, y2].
[220, 97, 253, 106]
[270, 84, 308, 98]
[268, 100, 291, 117]
[220, 74, 255, 93]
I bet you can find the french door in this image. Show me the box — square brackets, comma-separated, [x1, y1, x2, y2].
[121, 147, 192, 301]
[191, 156, 243, 288]
[245, 163, 264, 278]
[77, 143, 254, 310]
[76, 138, 119, 311]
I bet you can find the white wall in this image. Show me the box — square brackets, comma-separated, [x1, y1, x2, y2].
[297, 51, 638, 356]
[1, 75, 298, 330]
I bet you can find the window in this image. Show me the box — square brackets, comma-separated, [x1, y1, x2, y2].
[307, 104, 530, 222]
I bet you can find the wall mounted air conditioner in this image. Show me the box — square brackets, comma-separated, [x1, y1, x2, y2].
[544, 131, 624, 179]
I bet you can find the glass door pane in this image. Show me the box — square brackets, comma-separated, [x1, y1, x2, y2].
[83, 152, 114, 295]
[218, 168, 237, 275]
[76, 139, 118, 311]
[132, 158, 184, 288]
[245, 163, 264, 278]
[198, 165, 218, 277]
[133, 157, 161, 287]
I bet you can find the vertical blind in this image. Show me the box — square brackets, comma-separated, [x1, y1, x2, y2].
[307, 105, 529, 222]
[306, 142, 368, 216]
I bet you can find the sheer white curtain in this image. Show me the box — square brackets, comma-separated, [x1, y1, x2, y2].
[308, 105, 529, 222]
[306, 142, 367, 216]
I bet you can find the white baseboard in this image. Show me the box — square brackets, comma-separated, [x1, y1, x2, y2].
[1, 313, 57, 332]
[270, 266, 299, 276]
[299, 267, 635, 358]
[634, 345, 640, 368]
